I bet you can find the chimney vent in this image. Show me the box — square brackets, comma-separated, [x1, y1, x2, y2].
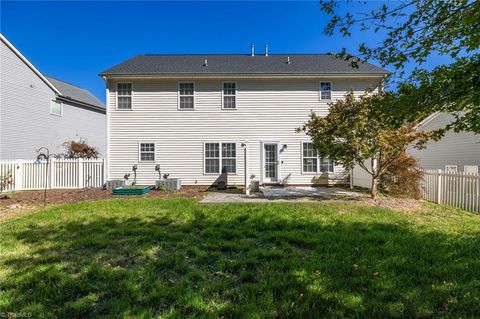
[265, 44, 269, 56]
[251, 44, 255, 56]
[287, 56, 290, 64]
[204, 59, 208, 67]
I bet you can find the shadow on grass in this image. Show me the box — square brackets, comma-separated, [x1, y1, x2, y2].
[2, 201, 480, 318]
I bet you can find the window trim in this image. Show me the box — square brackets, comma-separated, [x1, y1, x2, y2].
[221, 81, 237, 110]
[203, 141, 237, 175]
[138, 142, 156, 162]
[177, 81, 195, 110]
[116, 82, 133, 110]
[301, 141, 335, 174]
[50, 99, 63, 116]
[319, 81, 332, 101]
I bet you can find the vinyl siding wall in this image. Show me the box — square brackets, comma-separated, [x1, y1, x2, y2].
[408, 113, 480, 171]
[107, 77, 382, 186]
[0, 40, 106, 159]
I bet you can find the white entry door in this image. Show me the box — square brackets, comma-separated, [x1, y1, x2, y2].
[263, 143, 278, 183]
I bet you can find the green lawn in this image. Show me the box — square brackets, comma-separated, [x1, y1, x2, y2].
[1, 199, 479, 318]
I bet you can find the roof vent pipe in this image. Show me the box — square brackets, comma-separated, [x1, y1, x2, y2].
[204, 59, 208, 67]
[251, 44, 255, 56]
[287, 56, 290, 64]
[265, 44, 269, 56]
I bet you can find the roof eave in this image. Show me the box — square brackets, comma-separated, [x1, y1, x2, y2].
[56, 96, 106, 113]
[99, 72, 388, 79]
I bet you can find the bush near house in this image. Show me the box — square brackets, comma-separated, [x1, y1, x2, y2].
[1, 198, 479, 318]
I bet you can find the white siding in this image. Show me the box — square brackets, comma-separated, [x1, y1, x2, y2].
[107, 77, 382, 186]
[0, 39, 106, 159]
[408, 113, 480, 171]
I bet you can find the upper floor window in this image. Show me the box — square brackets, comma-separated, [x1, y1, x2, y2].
[302, 142, 334, 174]
[117, 83, 132, 109]
[222, 82, 236, 109]
[139, 143, 155, 161]
[50, 99, 63, 116]
[178, 82, 195, 109]
[320, 82, 332, 100]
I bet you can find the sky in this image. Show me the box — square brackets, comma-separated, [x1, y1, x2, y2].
[1, 1, 452, 103]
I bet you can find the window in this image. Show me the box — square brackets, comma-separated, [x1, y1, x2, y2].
[222, 143, 236, 173]
[178, 82, 194, 109]
[50, 99, 62, 116]
[204, 143, 220, 173]
[117, 83, 132, 109]
[445, 165, 458, 172]
[464, 165, 479, 174]
[302, 142, 334, 173]
[302, 142, 317, 173]
[222, 82, 236, 109]
[204, 142, 236, 174]
[139, 143, 155, 161]
[319, 158, 335, 173]
[320, 82, 332, 100]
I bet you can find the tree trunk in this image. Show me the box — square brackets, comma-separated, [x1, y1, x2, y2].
[370, 176, 378, 199]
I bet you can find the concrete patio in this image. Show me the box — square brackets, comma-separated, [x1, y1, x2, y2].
[200, 186, 363, 203]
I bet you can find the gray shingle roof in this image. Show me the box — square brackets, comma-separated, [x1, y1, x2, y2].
[46, 76, 105, 109]
[100, 54, 389, 76]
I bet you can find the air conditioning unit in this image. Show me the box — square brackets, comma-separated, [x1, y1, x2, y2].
[156, 179, 182, 191]
[107, 179, 125, 190]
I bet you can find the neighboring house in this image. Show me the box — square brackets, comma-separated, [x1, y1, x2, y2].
[0, 34, 106, 159]
[409, 112, 480, 173]
[100, 51, 388, 186]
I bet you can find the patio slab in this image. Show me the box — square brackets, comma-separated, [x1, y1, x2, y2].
[261, 186, 363, 200]
[200, 186, 363, 203]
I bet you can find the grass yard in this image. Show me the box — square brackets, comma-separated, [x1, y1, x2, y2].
[0, 199, 479, 318]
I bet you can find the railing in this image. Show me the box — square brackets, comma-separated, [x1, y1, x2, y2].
[421, 169, 480, 213]
[0, 158, 105, 191]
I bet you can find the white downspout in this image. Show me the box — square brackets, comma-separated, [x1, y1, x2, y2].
[243, 140, 250, 195]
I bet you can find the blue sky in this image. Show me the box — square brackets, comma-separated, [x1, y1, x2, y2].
[1, 1, 451, 102]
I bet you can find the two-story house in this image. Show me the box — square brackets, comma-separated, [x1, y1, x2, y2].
[100, 51, 388, 187]
[0, 34, 106, 159]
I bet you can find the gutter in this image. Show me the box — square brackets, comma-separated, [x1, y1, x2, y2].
[56, 96, 106, 113]
[99, 72, 388, 79]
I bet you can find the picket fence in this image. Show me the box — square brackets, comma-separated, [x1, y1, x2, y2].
[0, 158, 106, 191]
[421, 169, 480, 213]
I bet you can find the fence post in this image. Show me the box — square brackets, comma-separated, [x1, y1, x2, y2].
[50, 157, 56, 189]
[78, 158, 84, 189]
[14, 160, 23, 191]
[437, 169, 442, 204]
[103, 158, 107, 186]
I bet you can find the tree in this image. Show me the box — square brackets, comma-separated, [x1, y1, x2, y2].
[319, 0, 480, 134]
[299, 91, 432, 198]
[62, 139, 99, 159]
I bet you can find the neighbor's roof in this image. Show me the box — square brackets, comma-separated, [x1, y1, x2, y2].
[46, 76, 105, 110]
[100, 54, 389, 76]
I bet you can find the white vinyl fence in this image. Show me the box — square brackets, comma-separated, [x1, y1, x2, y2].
[0, 158, 105, 192]
[421, 169, 480, 213]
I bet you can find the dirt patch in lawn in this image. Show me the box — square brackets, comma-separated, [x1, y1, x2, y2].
[359, 196, 423, 213]
[0, 186, 209, 222]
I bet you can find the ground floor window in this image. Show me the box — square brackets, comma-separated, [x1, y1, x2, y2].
[302, 142, 334, 173]
[204, 142, 236, 174]
[139, 143, 155, 161]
